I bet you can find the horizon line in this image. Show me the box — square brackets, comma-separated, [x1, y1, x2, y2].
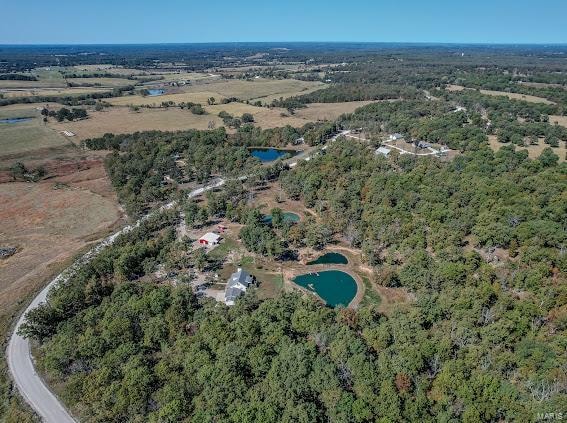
[1, 41, 567, 47]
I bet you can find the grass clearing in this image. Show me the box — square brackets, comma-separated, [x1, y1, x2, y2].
[488, 135, 566, 162]
[446, 84, 555, 104]
[1, 87, 112, 98]
[294, 101, 375, 121]
[47, 107, 222, 140]
[360, 277, 382, 307]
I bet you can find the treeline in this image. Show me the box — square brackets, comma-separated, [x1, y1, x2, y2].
[0, 73, 37, 81]
[43, 107, 88, 122]
[0, 85, 135, 107]
[272, 84, 421, 110]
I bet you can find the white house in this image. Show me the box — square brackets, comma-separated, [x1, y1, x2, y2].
[388, 133, 404, 141]
[224, 268, 254, 306]
[199, 232, 221, 246]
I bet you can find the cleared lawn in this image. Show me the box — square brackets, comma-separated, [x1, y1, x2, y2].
[488, 135, 566, 162]
[0, 107, 71, 156]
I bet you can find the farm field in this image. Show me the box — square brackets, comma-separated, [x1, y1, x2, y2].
[107, 78, 325, 106]
[488, 135, 566, 162]
[0, 107, 71, 156]
[107, 89, 224, 106]
[207, 102, 308, 128]
[47, 107, 223, 140]
[445, 84, 555, 104]
[294, 100, 374, 121]
[66, 77, 135, 87]
[45, 99, 382, 141]
[0, 86, 112, 98]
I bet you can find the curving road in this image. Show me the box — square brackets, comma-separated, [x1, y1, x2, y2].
[6, 131, 349, 422]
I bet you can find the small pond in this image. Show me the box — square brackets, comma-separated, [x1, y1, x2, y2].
[293, 270, 357, 307]
[0, 117, 32, 124]
[263, 211, 300, 225]
[250, 148, 297, 162]
[147, 89, 166, 96]
[307, 252, 348, 265]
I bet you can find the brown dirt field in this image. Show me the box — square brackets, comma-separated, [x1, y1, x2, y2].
[488, 135, 566, 162]
[294, 101, 375, 121]
[0, 157, 123, 315]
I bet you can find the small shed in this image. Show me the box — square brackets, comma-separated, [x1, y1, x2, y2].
[375, 146, 391, 157]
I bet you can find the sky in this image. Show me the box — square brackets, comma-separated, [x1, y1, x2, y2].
[2, 0, 567, 45]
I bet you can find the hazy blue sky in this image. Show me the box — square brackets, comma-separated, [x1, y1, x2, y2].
[2, 0, 566, 44]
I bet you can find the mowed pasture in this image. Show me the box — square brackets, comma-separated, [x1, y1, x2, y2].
[446, 84, 555, 104]
[488, 135, 566, 162]
[0, 107, 71, 156]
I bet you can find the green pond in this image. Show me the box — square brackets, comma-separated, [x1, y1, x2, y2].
[307, 252, 348, 265]
[293, 270, 357, 307]
[263, 212, 300, 224]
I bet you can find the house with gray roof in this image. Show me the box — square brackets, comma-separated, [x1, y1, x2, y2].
[224, 268, 254, 306]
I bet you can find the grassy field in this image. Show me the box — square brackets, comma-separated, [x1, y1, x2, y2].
[0, 108, 71, 156]
[294, 101, 374, 121]
[66, 77, 135, 87]
[48, 107, 223, 140]
[1, 87, 112, 98]
[488, 135, 566, 162]
[107, 90, 224, 107]
[446, 84, 555, 104]
[207, 103, 308, 128]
